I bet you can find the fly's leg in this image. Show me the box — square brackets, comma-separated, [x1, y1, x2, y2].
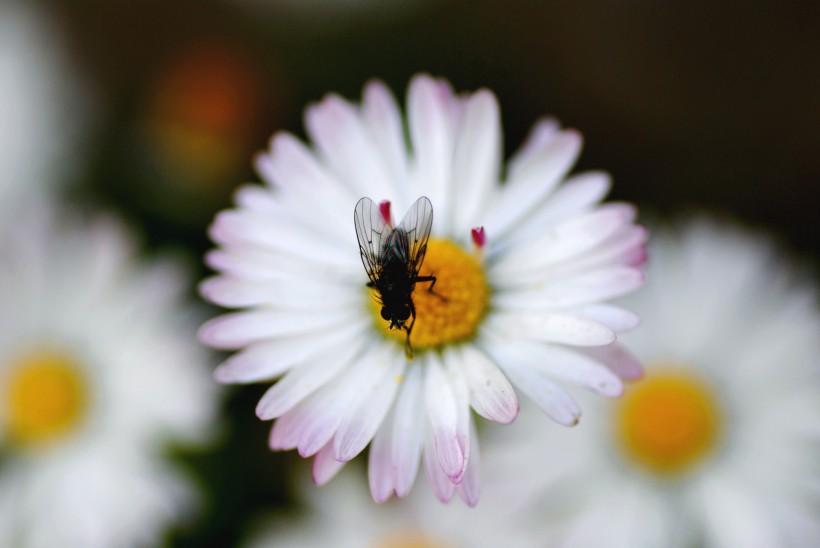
[404, 300, 417, 360]
[416, 275, 447, 301]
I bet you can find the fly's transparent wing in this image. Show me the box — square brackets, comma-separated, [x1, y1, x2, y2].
[354, 197, 391, 285]
[395, 196, 433, 276]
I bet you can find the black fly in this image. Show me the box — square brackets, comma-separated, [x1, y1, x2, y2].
[354, 196, 436, 359]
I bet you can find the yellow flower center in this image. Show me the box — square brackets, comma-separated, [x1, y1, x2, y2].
[369, 238, 489, 353]
[375, 531, 454, 548]
[3, 349, 88, 449]
[614, 366, 722, 477]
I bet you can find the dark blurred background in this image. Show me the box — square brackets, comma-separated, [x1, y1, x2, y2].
[30, 0, 820, 545]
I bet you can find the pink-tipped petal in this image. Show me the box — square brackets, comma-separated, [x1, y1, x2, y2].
[368, 419, 396, 503]
[312, 442, 346, 485]
[334, 349, 404, 461]
[268, 410, 302, 451]
[392, 366, 425, 498]
[213, 321, 367, 384]
[255, 340, 361, 420]
[486, 311, 616, 347]
[443, 351, 472, 483]
[457, 420, 482, 507]
[457, 345, 518, 424]
[497, 340, 623, 398]
[424, 356, 465, 480]
[506, 117, 562, 180]
[572, 304, 641, 333]
[487, 342, 582, 426]
[423, 431, 456, 503]
[580, 344, 644, 381]
[485, 130, 582, 240]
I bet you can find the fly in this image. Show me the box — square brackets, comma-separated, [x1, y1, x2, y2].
[354, 196, 438, 359]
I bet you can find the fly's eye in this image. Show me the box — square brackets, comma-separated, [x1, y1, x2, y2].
[398, 306, 411, 321]
[381, 307, 391, 321]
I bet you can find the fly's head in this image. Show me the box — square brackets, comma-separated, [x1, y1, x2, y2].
[381, 304, 410, 330]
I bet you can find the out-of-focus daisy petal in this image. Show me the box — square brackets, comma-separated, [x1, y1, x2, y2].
[479, 218, 820, 546]
[0, 203, 218, 547]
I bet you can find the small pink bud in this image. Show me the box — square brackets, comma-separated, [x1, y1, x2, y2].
[379, 201, 392, 225]
[471, 226, 486, 249]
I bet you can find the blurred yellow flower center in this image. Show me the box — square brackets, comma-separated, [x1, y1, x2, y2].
[369, 238, 489, 353]
[3, 350, 88, 448]
[375, 531, 454, 548]
[614, 367, 722, 476]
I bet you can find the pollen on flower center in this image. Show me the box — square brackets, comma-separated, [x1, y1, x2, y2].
[3, 349, 88, 448]
[369, 238, 489, 353]
[614, 366, 722, 477]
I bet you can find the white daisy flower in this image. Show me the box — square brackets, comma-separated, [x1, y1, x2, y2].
[0, 1, 91, 210]
[243, 467, 529, 548]
[484, 218, 820, 547]
[199, 73, 646, 505]
[0, 205, 219, 547]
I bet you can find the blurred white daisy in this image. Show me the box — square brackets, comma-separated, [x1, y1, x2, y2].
[0, 205, 219, 547]
[200, 73, 646, 505]
[485, 218, 820, 547]
[0, 1, 91, 211]
[244, 467, 529, 548]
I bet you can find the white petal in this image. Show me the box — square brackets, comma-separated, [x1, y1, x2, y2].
[494, 171, 612, 251]
[255, 336, 364, 420]
[209, 209, 354, 269]
[334, 345, 405, 461]
[494, 338, 623, 397]
[571, 304, 641, 333]
[200, 274, 361, 310]
[256, 132, 355, 230]
[424, 354, 465, 480]
[451, 89, 501, 235]
[506, 117, 562, 180]
[443, 348, 472, 483]
[297, 343, 397, 456]
[500, 362, 582, 426]
[484, 130, 582, 239]
[205, 247, 287, 280]
[391, 365, 425, 498]
[362, 79, 410, 200]
[267, 343, 376, 453]
[368, 417, 396, 503]
[213, 319, 370, 383]
[423, 428, 456, 503]
[485, 311, 616, 346]
[490, 204, 636, 275]
[557, 224, 648, 274]
[305, 93, 395, 200]
[455, 344, 518, 424]
[232, 184, 281, 214]
[579, 344, 643, 380]
[493, 265, 645, 308]
[407, 74, 457, 232]
[485, 339, 582, 425]
[256, 131, 341, 194]
[312, 442, 346, 486]
[199, 307, 358, 350]
[456, 420, 481, 507]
